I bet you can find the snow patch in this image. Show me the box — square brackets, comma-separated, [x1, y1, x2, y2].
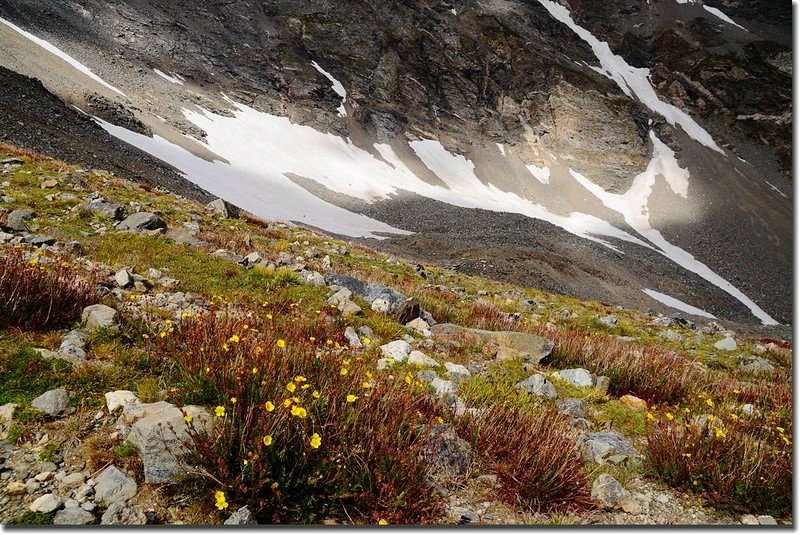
[643, 289, 716, 319]
[765, 181, 787, 198]
[496, 143, 506, 156]
[311, 61, 347, 117]
[153, 69, 184, 85]
[526, 163, 551, 185]
[0, 16, 126, 97]
[537, 0, 723, 154]
[702, 6, 747, 31]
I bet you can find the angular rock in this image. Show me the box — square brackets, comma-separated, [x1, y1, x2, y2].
[29, 493, 62, 513]
[120, 400, 174, 425]
[431, 323, 554, 365]
[515, 374, 557, 399]
[430, 378, 456, 398]
[206, 198, 231, 218]
[420, 424, 472, 480]
[556, 398, 586, 419]
[714, 337, 737, 351]
[370, 298, 390, 313]
[757, 515, 777, 525]
[594, 376, 611, 394]
[580, 431, 640, 465]
[114, 269, 132, 288]
[32, 388, 70, 416]
[558, 368, 594, 388]
[60, 472, 86, 490]
[379, 340, 412, 361]
[444, 362, 471, 384]
[0, 402, 18, 439]
[59, 330, 88, 361]
[739, 356, 775, 374]
[105, 391, 139, 413]
[343, 326, 362, 349]
[224, 506, 257, 525]
[408, 350, 439, 368]
[127, 405, 211, 483]
[324, 274, 406, 311]
[78, 201, 125, 220]
[619, 395, 648, 411]
[54, 507, 95, 525]
[394, 299, 421, 324]
[6, 208, 35, 231]
[598, 315, 619, 328]
[116, 212, 167, 232]
[326, 288, 352, 306]
[94, 465, 137, 505]
[591, 473, 630, 510]
[100, 502, 147, 525]
[740, 514, 759, 525]
[406, 317, 431, 336]
[303, 271, 325, 286]
[337, 299, 362, 316]
[81, 304, 118, 332]
[22, 235, 56, 247]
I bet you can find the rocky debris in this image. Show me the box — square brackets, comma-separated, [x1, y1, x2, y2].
[580, 431, 641, 465]
[444, 362, 471, 384]
[94, 465, 137, 505]
[620, 395, 648, 411]
[81, 304, 119, 332]
[59, 330, 88, 361]
[343, 326, 363, 349]
[556, 398, 586, 419]
[394, 299, 421, 324]
[592, 474, 631, 510]
[659, 329, 682, 342]
[77, 200, 126, 220]
[164, 226, 207, 248]
[302, 270, 325, 286]
[713, 337, 737, 351]
[224, 505, 257, 525]
[211, 249, 244, 263]
[114, 269, 132, 288]
[60, 472, 86, 490]
[324, 274, 407, 312]
[337, 299, 362, 317]
[738, 356, 775, 374]
[594, 376, 611, 394]
[31, 388, 70, 417]
[126, 403, 211, 483]
[29, 493, 62, 513]
[406, 317, 431, 336]
[0, 402, 17, 439]
[206, 198, 232, 218]
[598, 315, 618, 328]
[756, 515, 777, 525]
[100, 502, 147, 525]
[379, 340, 412, 361]
[21, 235, 56, 247]
[5, 208, 35, 231]
[556, 368, 593, 388]
[514, 374, 557, 399]
[408, 350, 439, 368]
[420, 424, 472, 481]
[327, 288, 352, 306]
[115, 212, 167, 232]
[54, 506, 95, 525]
[431, 323, 554, 366]
[740, 514, 759, 525]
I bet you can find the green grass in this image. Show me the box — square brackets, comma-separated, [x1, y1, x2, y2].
[6, 511, 55, 525]
[39, 443, 60, 463]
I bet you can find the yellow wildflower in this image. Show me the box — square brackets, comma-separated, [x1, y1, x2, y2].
[252, 367, 259, 374]
[286, 382, 297, 393]
[707, 414, 715, 421]
[346, 395, 358, 403]
[214, 406, 225, 418]
[730, 413, 739, 421]
[705, 398, 714, 408]
[266, 313, 273, 320]
[291, 396, 300, 403]
[340, 368, 348, 376]
[776, 427, 785, 433]
[243, 324, 249, 330]
[310, 433, 322, 449]
[291, 406, 308, 418]
[378, 519, 388, 525]
[301, 384, 311, 390]
[312, 390, 320, 399]
[295, 375, 307, 383]
[228, 334, 240, 343]
[222, 343, 229, 351]
[437, 417, 444, 425]
[714, 427, 726, 439]
[732, 388, 740, 394]
[230, 397, 237, 404]
[184, 414, 193, 424]
[277, 339, 286, 348]
[142, 334, 149, 340]
[782, 436, 791, 445]
[342, 359, 351, 366]
[214, 491, 228, 510]
[160, 332, 167, 338]
[265, 401, 275, 412]
[362, 381, 372, 389]
[666, 412, 674, 420]
[309, 336, 316, 342]
[404, 374, 412, 385]
[283, 399, 292, 408]
[363, 337, 372, 345]
[646, 412, 655, 421]
[263, 435, 273, 447]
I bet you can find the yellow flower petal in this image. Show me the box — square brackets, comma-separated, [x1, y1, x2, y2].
[310, 433, 322, 449]
[346, 394, 358, 403]
[214, 406, 225, 418]
[265, 401, 275, 412]
[263, 435, 273, 446]
[276, 339, 286, 348]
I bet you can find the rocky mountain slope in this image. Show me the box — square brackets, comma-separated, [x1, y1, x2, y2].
[0, 1, 791, 328]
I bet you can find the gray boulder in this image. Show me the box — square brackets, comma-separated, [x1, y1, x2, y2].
[29, 493, 62, 513]
[598, 315, 618, 328]
[100, 502, 147, 525]
[558, 368, 594, 388]
[739, 356, 775, 374]
[714, 336, 737, 351]
[408, 350, 439, 368]
[431, 323, 554, 365]
[324, 274, 407, 311]
[379, 340, 412, 361]
[556, 398, 586, 419]
[580, 431, 641, 465]
[444, 362, 471, 384]
[81, 304, 118, 332]
[31, 388, 70, 416]
[54, 507, 95, 525]
[224, 506, 257, 525]
[116, 212, 167, 232]
[6, 208, 35, 231]
[78, 201, 125, 220]
[94, 465, 137, 505]
[420, 424, 472, 480]
[206, 198, 232, 218]
[59, 330, 88, 361]
[591, 473, 631, 510]
[515, 374, 557, 399]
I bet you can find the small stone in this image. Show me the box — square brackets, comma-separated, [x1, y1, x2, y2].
[100, 502, 147, 525]
[41, 179, 58, 188]
[5, 208, 35, 231]
[740, 514, 759, 525]
[714, 336, 737, 351]
[304, 271, 325, 286]
[757, 515, 777, 525]
[224, 505, 257, 525]
[655, 493, 670, 505]
[29, 493, 62, 513]
[116, 212, 167, 232]
[739, 356, 775, 374]
[598, 315, 618, 328]
[81, 304, 119, 332]
[444, 362, 471, 384]
[558, 368, 594, 388]
[60, 472, 85, 489]
[81, 501, 96, 512]
[34, 471, 53, 482]
[6, 481, 26, 494]
[515, 374, 557, 399]
[105, 391, 139, 413]
[594, 375, 611, 394]
[94, 465, 138, 505]
[326, 288, 352, 306]
[408, 350, 439, 368]
[376, 358, 395, 371]
[620, 395, 648, 411]
[371, 298, 390, 313]
[114, 269, 132, 288]
[591, 473, 630, 510]
[379, 340, 412, 361]
[406, 317, 431, 336]
[54, 507, 94, 525]
[31, 388, 70, 416]
[337, 299, 362, 316]
[343, 326, 363, 349]
[556, 398, 586, 418]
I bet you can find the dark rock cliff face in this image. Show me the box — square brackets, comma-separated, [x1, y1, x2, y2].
[0, 0, 791, 326]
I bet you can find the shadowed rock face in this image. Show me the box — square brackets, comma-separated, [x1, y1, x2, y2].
[0, 0, 790, 328]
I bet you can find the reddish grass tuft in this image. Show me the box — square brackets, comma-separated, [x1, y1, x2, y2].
[0, 245, 98, 330]
[456, 403, 592, 514]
